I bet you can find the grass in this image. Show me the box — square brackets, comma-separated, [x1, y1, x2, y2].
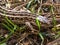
[26, 0, 45, 44]
[24, 0, 60, 44]
[0, 16, 17, 44]
[0, 16, 26, 44]
[0, 43, 7, 45]
[36, 16, 44, 45]
[2, 17, 17, 33]
[26, 0, 42, 15]
[50, 5, 57, 26]
[50, 5, 60, 39]
[1, 0, 60, 44]
[36, 18, 41, 30]
[50, 5, 57, 32]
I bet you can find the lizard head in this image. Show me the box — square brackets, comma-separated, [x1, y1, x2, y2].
[36, 16, 50, 24]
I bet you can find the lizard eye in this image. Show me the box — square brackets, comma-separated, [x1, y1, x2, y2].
[36, 16, 50, 24]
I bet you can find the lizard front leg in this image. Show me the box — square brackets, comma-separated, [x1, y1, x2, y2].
[25, 22, 39, 34]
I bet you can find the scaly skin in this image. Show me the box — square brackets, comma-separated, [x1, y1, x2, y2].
[0, 6, 50, 24]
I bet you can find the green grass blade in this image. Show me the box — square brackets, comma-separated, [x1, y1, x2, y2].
[13, 25, 17, 31]
[52, 17, 56, 26]
[0, 43, 7, 45]
[50, 5, 56, 26]
[0, 32, 13, 44]
[4, 19, 13, 29]
[39, 33, 44, 41]
[2, 23, 14, 33]
[39, 33, 44, 45]
[36, 18, 41, 30]
[26, 0, 33, 9]
[5, 17, 15, 26]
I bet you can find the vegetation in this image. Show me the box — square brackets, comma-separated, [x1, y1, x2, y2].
[0, 0, 60, 45]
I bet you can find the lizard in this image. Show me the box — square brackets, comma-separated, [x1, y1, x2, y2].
[0, 2, 60, 45]
[0, 5, 51, 33]
[0, 5, 50, 24]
